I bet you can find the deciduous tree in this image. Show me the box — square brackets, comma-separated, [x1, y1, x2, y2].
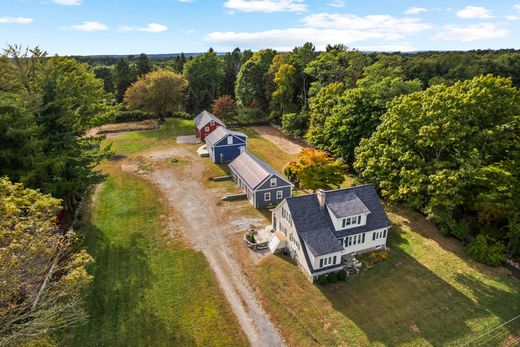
[125, 69, 187, 122]
[0, 177, 93, 346]
[289, 148, 346, 190]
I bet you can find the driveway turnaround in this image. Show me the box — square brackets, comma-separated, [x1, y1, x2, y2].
[121, 145, 285, 347]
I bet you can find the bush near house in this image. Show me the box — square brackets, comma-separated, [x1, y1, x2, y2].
[114, 110, 154, 123]
[467, 234, 507, 266]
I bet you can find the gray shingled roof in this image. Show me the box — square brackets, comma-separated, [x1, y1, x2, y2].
[286, 184, 391, 257]
[194, 110, 225, 129]
[229, 151, 290, 190]
[205, 127, 247, 147]
[326, 192, 370, 218]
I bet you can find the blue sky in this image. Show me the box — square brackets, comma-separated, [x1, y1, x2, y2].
[1, 0, 520, 55]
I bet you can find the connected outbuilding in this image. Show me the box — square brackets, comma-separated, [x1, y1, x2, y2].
[229, 151, 292, 208]
[205, 127, 247, 163]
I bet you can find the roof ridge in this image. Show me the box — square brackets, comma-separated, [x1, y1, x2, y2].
[285, 183, 375, 201]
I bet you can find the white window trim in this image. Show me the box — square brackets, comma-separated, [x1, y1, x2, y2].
[270, 178, 277, 187]
[276, 190, 283, 199]
[264, 192, 271, 201]
[204, 126, 210, 132]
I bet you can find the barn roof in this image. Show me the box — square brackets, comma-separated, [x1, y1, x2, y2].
[285, 184, 391, 257]
[205, 127, 247, 147]
[229, 151, 289, 190]
[194, 110, 225, 129]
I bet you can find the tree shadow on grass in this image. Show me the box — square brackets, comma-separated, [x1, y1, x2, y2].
[317, 225, 519, 346]
[66, 222, 196, 347]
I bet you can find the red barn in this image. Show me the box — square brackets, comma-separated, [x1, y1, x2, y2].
[194, 110, 225, 141]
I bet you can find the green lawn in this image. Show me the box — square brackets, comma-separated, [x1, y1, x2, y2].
[65, 119, 247, 347]
[105, 118, 194, 155]
[253, 207, 520, 347]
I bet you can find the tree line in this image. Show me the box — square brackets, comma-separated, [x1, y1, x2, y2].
[1, 43, 520, 344]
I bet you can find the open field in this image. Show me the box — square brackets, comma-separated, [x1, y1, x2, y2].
[69, 119, 519, 346]
[65, 119, 247, 347]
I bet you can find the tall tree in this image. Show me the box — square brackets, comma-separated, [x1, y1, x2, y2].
[222, 48, 243, 96]
[354, 75, 520, 259]
[0, 177, 93, 346]
[125, 70, 187, 122]
[235, 49, 276, 117]
[183, 49, 224, 112]
[136, 53, 151, 77]
[92, 65, 114, 94]
[211, 95, 237, 121]
[114, 58, 134, 103]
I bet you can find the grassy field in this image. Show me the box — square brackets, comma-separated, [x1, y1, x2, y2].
[106, 118, 193, 155]
[66, 119, 247, 347]
[249, 206, 520, 347]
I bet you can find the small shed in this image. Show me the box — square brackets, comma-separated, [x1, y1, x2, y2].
[229, 151, 293, 208]
[194, 110, 225, 141]
[205, 127, 247, 163]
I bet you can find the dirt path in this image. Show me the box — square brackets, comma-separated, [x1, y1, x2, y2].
[121, 146, 285, 347]
[250, 126, 304, 154]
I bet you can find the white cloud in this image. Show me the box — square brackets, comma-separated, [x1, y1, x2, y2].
[223, 0, 307, 13]
[206, 12, 431, 50]
[52, 0, 82, 5]
[118, 23, 168, 33]
[433, 23, 508, 42]
[302, 13, 431, 33]
[178, 0, 193, 2]
[70, 21, 108, 31]
[0, 17, 33, 24]
[514, 4, 520, 12]
[328, 0, 345, 8]
[405, 7, 427, 15]
[506, 15, 519, 21]
[456, 6, 493, 19]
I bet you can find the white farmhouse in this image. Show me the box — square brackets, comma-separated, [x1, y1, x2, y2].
[270, 184, 391, 281]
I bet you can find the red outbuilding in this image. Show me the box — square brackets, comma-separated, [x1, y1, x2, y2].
[194, 110, 225, 141]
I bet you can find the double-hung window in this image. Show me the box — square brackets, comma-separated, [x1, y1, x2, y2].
[270, 178, 277, 187]
[264, 192, 271, 201]
[227, 136, 233, 145]
[276, 190, 283, 199]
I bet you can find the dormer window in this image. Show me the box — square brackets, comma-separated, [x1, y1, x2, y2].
[341, 215, 362, 228]
[270, 178, 277, 187]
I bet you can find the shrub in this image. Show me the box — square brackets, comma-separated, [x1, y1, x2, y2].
[368, 250, 389, 265]
[171, 111, 192, 119]
[212, 95, 237, 121]
[316, 275, 328, 285]
[235, 106, 266, 125]
[327, 272, 338, 284]
[450, 220, 471, 241]
[337, 270, 347, 281]
[467, 234, 506, 267]
[281, 112, 308, 137]
[114, 110, 154, 123]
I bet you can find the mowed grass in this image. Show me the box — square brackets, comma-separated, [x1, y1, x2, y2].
[253, 207, 520, 346]
[105, 118, 194, 155]
[236, 127, 297, 173]
[66, 119, 247, 346]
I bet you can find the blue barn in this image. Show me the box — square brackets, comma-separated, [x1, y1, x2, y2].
[205, 127, 247, 163]
[229, 151, 293, 208]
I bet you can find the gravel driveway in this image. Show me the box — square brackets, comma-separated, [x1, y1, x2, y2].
[121, 146, 285, 347]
